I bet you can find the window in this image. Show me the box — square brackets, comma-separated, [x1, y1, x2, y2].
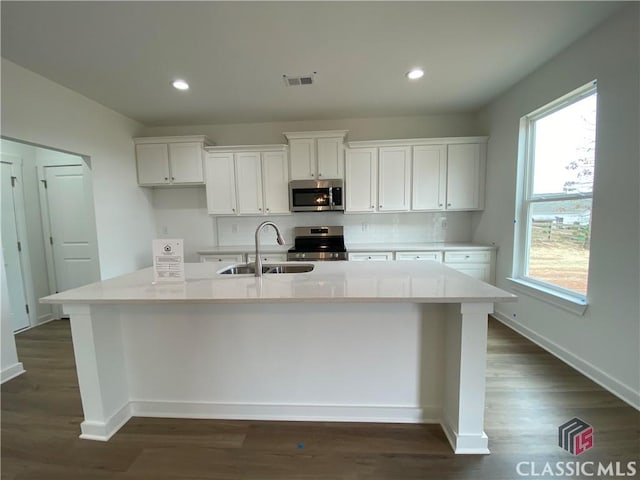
[513, 81, 597, 307]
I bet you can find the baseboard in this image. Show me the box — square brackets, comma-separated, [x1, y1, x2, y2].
[440, 419, 490, 454]
[130, 400, 441, 424]
[492, 311, 640, 410]
[1, 362, 25, 384]
[79, 402, 132, 441]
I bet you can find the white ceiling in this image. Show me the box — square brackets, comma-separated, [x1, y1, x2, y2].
[1, 1, 623, 126]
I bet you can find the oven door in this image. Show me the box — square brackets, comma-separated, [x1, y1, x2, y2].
[290, 186, 332, 211]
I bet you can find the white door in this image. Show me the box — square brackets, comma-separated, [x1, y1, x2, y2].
[378, 147, 410, 212]
[412, 145, 446, 211]
[1, 160, 30, 330]
[205, 153, 237, 215]
[235, 152, 263, 215]
[345, 148, 377, 213]
[42, 166, 100, 292]
[289, 138, 316, 180]
[262, 151, 290, 214]
[316, 137, 344, 179]
[168, 142, 204, 184]
[446, 144, 481, 210]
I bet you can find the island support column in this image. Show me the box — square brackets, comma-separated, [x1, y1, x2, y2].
[441, 302, 493, 454]
[66, 304, 131, 441]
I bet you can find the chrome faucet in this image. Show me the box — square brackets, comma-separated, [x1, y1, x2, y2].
[254, 221, 285, 277]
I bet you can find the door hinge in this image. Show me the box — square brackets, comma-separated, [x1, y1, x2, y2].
[11, 176, 17, 187]
[41, 179, 48, 189]
[17, 241, 22, 252]
[50, 236, 54, 245]
[25, 304, 29, 314]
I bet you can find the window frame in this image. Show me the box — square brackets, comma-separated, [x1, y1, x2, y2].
[512, 81, 597, 313]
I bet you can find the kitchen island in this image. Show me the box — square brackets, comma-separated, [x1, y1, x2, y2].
[42, 261, 516, 454]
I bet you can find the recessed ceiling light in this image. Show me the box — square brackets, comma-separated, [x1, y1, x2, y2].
[406, 68, 425, 80]
[172, 79, 189, 91]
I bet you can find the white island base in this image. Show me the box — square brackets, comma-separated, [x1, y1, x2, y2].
[44, 261, 516, 454]
[65, 301, 490, 454]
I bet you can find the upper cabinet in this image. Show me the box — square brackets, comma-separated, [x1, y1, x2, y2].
[346, 137, 487, 213]
[284, 130, 348, 180]
[204, 145, 289, 216]
[134, 136, 214, 186]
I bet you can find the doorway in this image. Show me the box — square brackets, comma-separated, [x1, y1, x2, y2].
[0, 138, 101, 331]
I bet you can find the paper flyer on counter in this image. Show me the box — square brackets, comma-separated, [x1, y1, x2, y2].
[152, 239, 185, 283]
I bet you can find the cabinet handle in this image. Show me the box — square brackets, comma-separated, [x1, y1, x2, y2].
[232, 208, 236, 212]
[310, 173, 315, 177]
[266, 208, 270, 212]
[318, 173, 322, 177]
[370, 205, 374, 209]
[439, 203, 443, 207]
[258, 208, 262, 212]
[164, 177, 168, 181]
[171, 177, 175, 181]
[447, 203, 452, 207]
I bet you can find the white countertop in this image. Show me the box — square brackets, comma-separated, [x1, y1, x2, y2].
[345, 242, 495, 252]
[198, 245, 292, 255]
[42, 261, 516, 305]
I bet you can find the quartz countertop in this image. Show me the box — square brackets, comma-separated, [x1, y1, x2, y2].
[346, 242, 496, 252]
[41, 261, 516, 305]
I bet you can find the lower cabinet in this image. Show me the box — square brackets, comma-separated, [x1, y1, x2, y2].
[247, 253, 288, 263]
[395, 251, 442, 262]
[443, 250, 492, 283]
[348, 252, 393, 261]
[200, 254, 245, 263]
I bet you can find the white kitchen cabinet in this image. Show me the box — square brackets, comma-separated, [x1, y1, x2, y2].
[134, 136, 214, 186]
[444, 250, 492, 283]
[347, 137, 487, 213]
[205, 145, 289, 216]
[235, 152, 263, 215]
[200, 254, 245, 263]
[247, 253, 288, 263]
[445, 143, 485, 211]
[395, 251, 443, 262]
[284, 130, 348, 180]
[378, 146, 410, 212]
[412, 145, 446, 211]
[348, 252, 393, 261]
[345, 148, 377, 213]
[261, 151, 290, 214]
[205, 152, 237, 215]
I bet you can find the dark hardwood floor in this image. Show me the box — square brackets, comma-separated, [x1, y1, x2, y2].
[2, 318, 638, 479]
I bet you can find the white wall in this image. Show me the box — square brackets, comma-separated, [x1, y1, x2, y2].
[140, 114, 480, 146]
[473, 6, 639, 407]
[1, 59, 157, 279]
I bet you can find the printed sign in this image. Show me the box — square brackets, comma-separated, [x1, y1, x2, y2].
[152, 239, 185, 283]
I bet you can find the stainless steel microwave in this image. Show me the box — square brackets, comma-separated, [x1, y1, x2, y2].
[289, 179, 345, 212]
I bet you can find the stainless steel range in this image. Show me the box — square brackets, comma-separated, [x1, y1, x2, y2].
[287, 226, 348, 261]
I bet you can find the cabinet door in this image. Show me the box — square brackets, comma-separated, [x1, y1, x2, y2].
[378, 147, 410, 212]
[445, 264, 491, 282]
[345, 148, 377, 212]
[395, 251, 442, 262]
[136, 143, 170, 185]
[289, 138, 316, 180]
[412, 145, 446, 211]
[262, 151, 290, 215]
[200, 254, 244, 263]
[235, 152, 263, 214]
[446, 144, 483, 210]
[316, 137, 344, 179]
[205, 153, 237, 215]
[247, 253, 288, 263]
[168, 142, 204, 184]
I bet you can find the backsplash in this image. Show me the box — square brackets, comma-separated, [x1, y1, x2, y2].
[215, 211, 471, 246]
[152, 187, 473, 261]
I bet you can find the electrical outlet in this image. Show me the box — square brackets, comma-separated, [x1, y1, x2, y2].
[231, 224, 239, 234]
[440, 217, 448, 229]
[361, 222, 368, 232]
[161, 225, 169, 235]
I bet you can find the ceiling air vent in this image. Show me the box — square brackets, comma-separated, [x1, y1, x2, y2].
[283, 72, 316, 87]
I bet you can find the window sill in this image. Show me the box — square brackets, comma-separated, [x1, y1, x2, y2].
[506, 278, 588, 316]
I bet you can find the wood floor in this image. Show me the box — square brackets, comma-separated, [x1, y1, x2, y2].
[2, 318, 638, 479]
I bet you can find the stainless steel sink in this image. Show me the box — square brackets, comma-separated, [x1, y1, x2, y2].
[219, 263, 314, 275]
